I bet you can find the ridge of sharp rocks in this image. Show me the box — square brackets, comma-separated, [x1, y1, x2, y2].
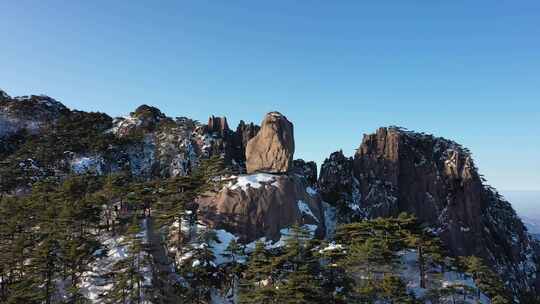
[112, 104, 170, 137]
[236, 120, 260, 149]
[108, 110, 261, 178]
[195, 116, 260, 174]
[0, 90, 262, 192]
[206, 115, 230, 136]
[318, 126, 539, 297]
[245, 111, 295, 174]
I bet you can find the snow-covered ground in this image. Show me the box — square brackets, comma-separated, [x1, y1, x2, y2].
[80, 219, 152, 303]
[80, 233, 128, 302]
[70, 155, 104, 175]
[228, 173, 279, 191]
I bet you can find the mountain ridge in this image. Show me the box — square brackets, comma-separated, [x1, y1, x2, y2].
[0, 88, 538, 302]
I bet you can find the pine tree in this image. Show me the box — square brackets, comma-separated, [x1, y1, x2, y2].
[401, 215, 445, 289]
[380, 274, 414, 304]
[57, 179, 103, 302]
[221, 239, 245, 300]
[458, 256, 510, 303]
[318, 241, 352, 304]
[274, 225, 325, 304]
[101, 173, 129, 234]
[102, 216, 150, 304]
[180, 230, 219, 304]
[239, 241, 277, 304]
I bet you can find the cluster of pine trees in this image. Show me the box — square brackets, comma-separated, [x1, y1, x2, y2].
[0, 156, 225, 304]
[236, 214, 510, 304]
[0, 176, 103, 303]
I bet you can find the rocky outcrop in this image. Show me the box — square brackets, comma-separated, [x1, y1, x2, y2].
[245, 112, 294, 174]
[0, 89, 10, 102]
[319, 126, 538, 297]
[293, 159, 318, 187]
[113, 104, 169, 137]
[318, 151, 354, 206]
[0, 91, 69, 138]
[197, 173, 325, 242]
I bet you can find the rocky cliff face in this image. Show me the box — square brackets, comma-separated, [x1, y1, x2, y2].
[319, 126, 538, 297]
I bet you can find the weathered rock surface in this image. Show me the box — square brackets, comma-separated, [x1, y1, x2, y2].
[318, 126, 538, 297]
[197, 173, 325, 242]
[245, 112, 294, 174]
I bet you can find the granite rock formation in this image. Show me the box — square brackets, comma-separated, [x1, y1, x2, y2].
[245, 112, 294, 174]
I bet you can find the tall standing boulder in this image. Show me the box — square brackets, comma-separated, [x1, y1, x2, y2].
[245, 112, 294, 174]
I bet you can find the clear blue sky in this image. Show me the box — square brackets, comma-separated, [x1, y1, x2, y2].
[1, 1, 539, 190]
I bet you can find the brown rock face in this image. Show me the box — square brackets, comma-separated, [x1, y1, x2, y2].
[353, 127, 487, 248]
[197, 174, 325, 242]
[245, 112, 294, 174]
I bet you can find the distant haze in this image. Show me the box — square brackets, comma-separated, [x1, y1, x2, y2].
[503, 191, 540, 217]
[502, 191, 540, 234]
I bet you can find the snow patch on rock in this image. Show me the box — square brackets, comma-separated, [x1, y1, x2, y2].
[70, 155, 104, 175]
